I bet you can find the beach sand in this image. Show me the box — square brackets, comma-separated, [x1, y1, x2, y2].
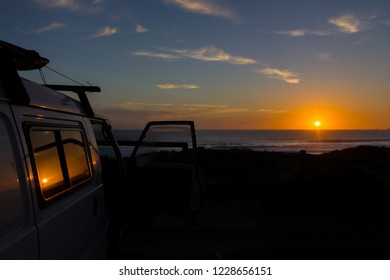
[114, 146, 390, 259]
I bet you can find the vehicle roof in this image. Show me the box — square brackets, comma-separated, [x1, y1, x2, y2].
[0, 77, 107, 119]
[1, 40, 103, 118]
[21, 78, 86, 115]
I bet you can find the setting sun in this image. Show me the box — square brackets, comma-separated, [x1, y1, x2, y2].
[314, 121, 321, 128]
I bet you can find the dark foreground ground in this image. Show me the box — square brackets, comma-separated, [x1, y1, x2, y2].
[114, 146, 390, 259]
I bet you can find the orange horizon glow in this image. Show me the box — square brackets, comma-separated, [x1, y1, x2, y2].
[209, 106, 385, 130]
[109, 100, 390, 130]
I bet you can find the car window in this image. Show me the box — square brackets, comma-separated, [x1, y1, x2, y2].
[91, 122, 118, 159]
[61, 130, 91, 186]
[29, 126, 91, 203]
[30, 130, 66, 199]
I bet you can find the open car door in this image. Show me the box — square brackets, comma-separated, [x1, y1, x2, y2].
[124, 121, 203, 227]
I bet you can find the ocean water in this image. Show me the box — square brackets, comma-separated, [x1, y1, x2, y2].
[113, 129, 390, 155]
[196, 130, 390, 154]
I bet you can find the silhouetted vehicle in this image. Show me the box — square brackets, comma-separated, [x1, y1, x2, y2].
[0, 40, 203, 259]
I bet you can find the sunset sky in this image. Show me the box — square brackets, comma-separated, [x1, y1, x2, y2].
[2, 0, 390, 129]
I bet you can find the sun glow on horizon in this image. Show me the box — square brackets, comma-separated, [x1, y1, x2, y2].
[314, 121, 321, 128]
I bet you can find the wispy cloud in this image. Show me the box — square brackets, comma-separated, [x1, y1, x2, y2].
[134, 46, 257, 65]
[35, 0, 79, 10]
[120, 102, 173, 109]
[277, 29, 331, 37]
[184, 104, 226, 108]
[133, 51, 179, 59]
[119, 101, 246, 115]
[114, 101, 246, 118]
[183, 104, 247, 114]
[98, 101, 254, 128]
[329, 13, 361, 33]
[35, 0, 108, 12]
[317, 52, 338, 62]
[35, 22, 64, 33]
[257, 108, 286, 114]
[162, 0, 237, 21]
[277, 12, 376, 38]
[157, 83, 200, 89]
[88, 26, 118, 38]
[258, 67, 300, 84]
[171, 46, 257, 64]
[135, 24, 149, 33]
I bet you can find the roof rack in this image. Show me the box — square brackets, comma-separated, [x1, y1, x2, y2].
[0, 40, 101, 115]
[44, 84, 101, 117]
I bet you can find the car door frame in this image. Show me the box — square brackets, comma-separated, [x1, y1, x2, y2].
[126, 120, 203, 226]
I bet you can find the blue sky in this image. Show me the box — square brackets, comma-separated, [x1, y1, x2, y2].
[2, 0, 390, 129]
